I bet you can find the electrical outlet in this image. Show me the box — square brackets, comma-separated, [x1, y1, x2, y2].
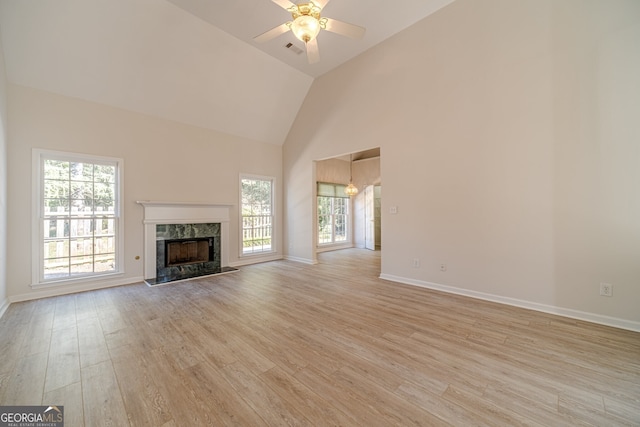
[411, 258, 420, 268]
[440, 263, 447, 272]
[600, 282, 613, 297]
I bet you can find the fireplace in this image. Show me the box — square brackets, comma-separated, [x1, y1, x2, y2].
[165, 238, 213, 267]
[151, 222, 226, 284]
[137, 201, 236, 286]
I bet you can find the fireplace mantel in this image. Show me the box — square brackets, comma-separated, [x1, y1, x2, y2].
[137, 200, 233, 224]
[137, 201, 234, 281]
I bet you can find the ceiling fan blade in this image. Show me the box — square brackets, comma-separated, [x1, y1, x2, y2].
[313, 0, 331, 9]
[254, 22, 291, 43]
[306, 38, 320, 64]
[324, 17, 366, 39]
[271, 0, 297, 11]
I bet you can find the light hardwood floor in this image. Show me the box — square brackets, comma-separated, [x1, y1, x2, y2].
[1, 249, 639, 426]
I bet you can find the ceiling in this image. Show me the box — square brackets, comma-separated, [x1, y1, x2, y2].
[0, 0, 454, 145]
[166, 0, 455, 78]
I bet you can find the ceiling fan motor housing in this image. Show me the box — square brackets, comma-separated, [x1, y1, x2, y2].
[289, 3, 323, 42]
[290, 2, 322, 20]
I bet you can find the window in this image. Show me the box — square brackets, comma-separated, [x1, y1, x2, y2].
[241, 175, 274, 255]
[317, 182, 350, 245]
[34, 150, 123, 284]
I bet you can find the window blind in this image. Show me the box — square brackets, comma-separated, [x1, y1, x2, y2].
[317, 182, 348, 198]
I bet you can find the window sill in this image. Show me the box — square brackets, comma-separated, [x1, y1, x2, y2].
[31, 271, 125, 289]
[233, 251, 282, 267]
[316, 242, 353, 253]
[240, 249, 277, 258]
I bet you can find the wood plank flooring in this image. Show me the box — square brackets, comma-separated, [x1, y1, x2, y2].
[1, 248, 639, 426]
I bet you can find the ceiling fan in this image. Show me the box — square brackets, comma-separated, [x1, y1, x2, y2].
[254, 0, 366, 64]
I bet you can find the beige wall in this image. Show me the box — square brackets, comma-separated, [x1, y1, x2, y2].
[284, 0, 640, 328]
[0, 28, 7, 312]
[6, 85, 283, 300]
[315, 158, 350, 184]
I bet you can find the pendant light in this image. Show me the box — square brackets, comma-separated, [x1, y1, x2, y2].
[345, 154, 358, 196]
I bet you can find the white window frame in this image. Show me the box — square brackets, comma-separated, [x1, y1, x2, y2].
[239, 174, 276, 257]
[32, 149, 124, 287]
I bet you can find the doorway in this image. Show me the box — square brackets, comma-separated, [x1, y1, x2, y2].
[314, 148, 381, 254]
[364, 185, 381, 251]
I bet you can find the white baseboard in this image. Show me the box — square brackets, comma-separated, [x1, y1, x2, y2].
[379, 273, 640, 333]
[10, 276, 144, 303]
[0, 298, 9, 319]
[284, 255, 318, 265]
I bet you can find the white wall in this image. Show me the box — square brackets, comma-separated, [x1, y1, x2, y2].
[6, 84, 283, 301]
[283, 0, 640, 329]
[0, 28, 8, 316]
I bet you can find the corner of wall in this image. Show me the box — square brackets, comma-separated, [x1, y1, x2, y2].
[0, 298, 9, 319]
[0, 17, 10, 316]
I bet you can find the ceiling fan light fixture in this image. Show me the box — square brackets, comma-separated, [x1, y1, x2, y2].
[255, 0, 366, 64]
[290, 15, 321, 43]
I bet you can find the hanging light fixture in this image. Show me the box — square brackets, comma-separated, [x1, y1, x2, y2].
[345, 154, 358, 196]
[289, 4, 322, 44]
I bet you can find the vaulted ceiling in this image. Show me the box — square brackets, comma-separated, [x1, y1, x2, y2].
[0, 0, 454, 145]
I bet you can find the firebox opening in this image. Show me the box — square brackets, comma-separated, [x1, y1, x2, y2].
[165, 238, 213, 267]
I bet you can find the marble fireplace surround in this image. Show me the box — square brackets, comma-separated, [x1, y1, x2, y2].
[137, 201, 233, 284]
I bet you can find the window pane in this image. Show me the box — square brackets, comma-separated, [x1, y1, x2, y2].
[70, 181, 93, 200]
[94, 182, 114, 210]
[95, 236, 115, 254]
[335, 214, 347, 241]
[70, 238, 94, 257]
[95, 254, 116, 273]
[44, 239, 69, 258]
[70, 256, 94, 275]
[44, 219, 69, 238]
[44, 160, 69, 180]
[318, 215, 332, 243]
[94, 165, 116, 183]
[70, 199, 93, 215]
[95, 218, 114, 236]
[68, 219, 92, 238]
[44, 180, 69, 199]
[70, 162, 93, 181]
[44, 199, 70, 216]
[44, 258, 69, 279]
